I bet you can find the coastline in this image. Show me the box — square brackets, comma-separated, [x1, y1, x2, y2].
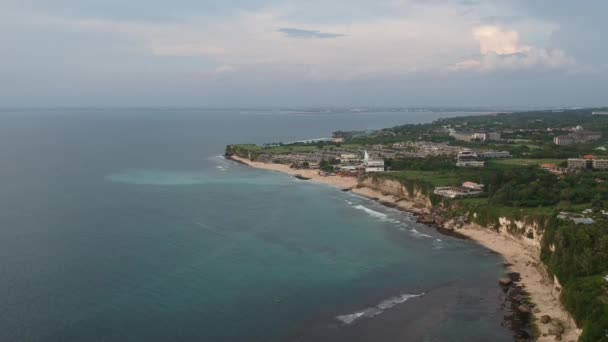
[227, 155, 581, 342]
[455, 225, 581, 342]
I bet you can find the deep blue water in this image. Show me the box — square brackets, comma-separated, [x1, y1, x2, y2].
[0, 108, 512, 341]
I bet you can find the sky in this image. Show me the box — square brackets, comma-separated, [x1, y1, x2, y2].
[1, 0, 607, 107]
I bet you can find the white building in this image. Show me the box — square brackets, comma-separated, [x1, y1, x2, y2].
[433, 187, 463, 198]
[567, 158, 589, 169]
[456, 160, 485, 167]
[456, 149, 485, 167]
[554, 130, 601, 145]
[339, 153, 360, 163]
[593, 159, 608, 170]
[434, 184, 483, 198]
[462, 182, 484, 191]
[449, 130, 501, 142]
[364, 150, 384, 172]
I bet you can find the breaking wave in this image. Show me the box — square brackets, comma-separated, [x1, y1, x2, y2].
[354, 205, 387, 219]
[353, 205, 401, 224]
[409, 228, 433, 239]
[336, 293, 424, 325]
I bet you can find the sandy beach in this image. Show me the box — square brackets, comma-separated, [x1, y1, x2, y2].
[456, 225, 581, 342]
[229, 155, 581, 341]
[229, 155, 359, 190]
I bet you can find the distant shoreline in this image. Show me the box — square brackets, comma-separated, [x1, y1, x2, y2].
[226, 154, 581, 342]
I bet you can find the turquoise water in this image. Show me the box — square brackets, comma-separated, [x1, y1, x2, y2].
[0, 109, 511, 341]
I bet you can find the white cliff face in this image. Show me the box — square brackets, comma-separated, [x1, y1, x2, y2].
[361, 177, 548, 250]
[498, 217, 543, 248]
[360, 177, 430, 205]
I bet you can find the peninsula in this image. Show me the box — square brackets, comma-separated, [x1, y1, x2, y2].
[227, 108, 608, 342]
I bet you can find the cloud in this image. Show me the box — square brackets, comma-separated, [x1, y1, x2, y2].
[2, 1, 582, 80]
[449, 49, 575, 72]
[472, 25, 530, 55]
[278, 28, 345, 39]
[449, 24, 575, 72]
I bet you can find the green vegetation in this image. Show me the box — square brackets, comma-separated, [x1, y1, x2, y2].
[541, 220, 608, 342]
[386, 156, 458, 172]
[226, 142, 351, 160]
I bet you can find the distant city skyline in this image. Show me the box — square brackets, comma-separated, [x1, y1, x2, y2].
[1, 0, 607, 107]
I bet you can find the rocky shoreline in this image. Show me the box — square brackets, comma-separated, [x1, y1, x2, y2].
[225, 154, 581, 341]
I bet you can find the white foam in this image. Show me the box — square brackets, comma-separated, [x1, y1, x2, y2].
[354, 205, 403, 224]
[410, 228, 433, 239]
[432, 240, 444, 249]
[347, 192, 367, 200]
[604, 275, 608, 282]
[378, 294, 412, 309]
[336, 293, 423, 325]
[335, 311, 366, 324]
[354, 205, 388, 219]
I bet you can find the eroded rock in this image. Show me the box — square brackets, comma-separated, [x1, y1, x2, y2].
[499, 277, 513, 286]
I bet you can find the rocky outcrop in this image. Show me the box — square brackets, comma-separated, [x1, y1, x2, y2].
[517, 304, 532, 314]
[548, 324, 565, 336]
[499, 277, 513, 286]
[358, 177, 431, 209]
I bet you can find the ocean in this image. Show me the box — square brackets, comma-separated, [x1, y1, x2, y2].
[0, 108, 513, 341]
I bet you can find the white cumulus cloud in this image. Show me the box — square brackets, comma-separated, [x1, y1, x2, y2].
[449, 24, 575, 72]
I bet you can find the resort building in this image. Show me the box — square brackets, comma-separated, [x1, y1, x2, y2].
[554, 135, 575, 145]
[433, 187, 463, 198]
[339, 153, 360, 163]
[449, 130, 501, 142]
[363, 150, 385, 172]
[539, 163, 568, 174]
[462, 182, 484, 191]
[554, 130, 601, 145]
[593, 159, 608, 170]
[307, 161, 320, 169]
[456, 149, 485, 168]
[541, 163, 558, 171]
[567, 155, 608, 170]
[568, 158, 592, 170]
[592, 111, 608, 115]
[557, 212, 595, 225]
[434, 182, 484, 198]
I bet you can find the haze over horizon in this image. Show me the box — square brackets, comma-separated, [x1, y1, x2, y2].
[1, 0, 607, 107]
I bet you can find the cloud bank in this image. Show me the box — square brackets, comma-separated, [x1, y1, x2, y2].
[1, 0, 606, 106]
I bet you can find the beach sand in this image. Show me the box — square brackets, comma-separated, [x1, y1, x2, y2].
[229, 155, 359, 190]
[456, 224, 581, 342]
[229, 155, 581, 341]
